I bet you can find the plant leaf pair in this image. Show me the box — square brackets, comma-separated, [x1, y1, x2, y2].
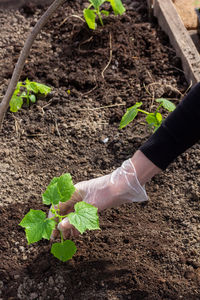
[84, 0, 125, 29]
[9, 79, 51, 112]
[119, 98, 176, 131]
[42, 173, 75, 205]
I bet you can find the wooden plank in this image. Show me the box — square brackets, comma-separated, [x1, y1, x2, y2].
[148, 0, 200, 85]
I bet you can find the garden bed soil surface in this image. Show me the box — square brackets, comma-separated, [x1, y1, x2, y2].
[0, 1, 200, 299]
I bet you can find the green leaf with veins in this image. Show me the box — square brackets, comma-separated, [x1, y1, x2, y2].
[45, 173, 75, 205]
[32, 82, 51, 95]
[146, 112, 162, 127]
[42, 173, 75, 205]
[68, 201, 100, 234]
[29, 94, 36, 103]
[156, 98, 176, 112]
[155, 112, 162, 123]
[51, 240, 77, 262]
[19, 209, 56, 244]
[108, 0, 125, 15]
[119, 102, 142, 129]
[89, 0, 105, 9]
[42, 182, 63, 205]
[9, 95, 23, 112]
[28, 83, 38, 94]
[84, 8, 96, 29]
[25, 79, 51, 95]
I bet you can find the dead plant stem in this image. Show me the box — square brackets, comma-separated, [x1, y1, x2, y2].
[101, 33, 112, 78]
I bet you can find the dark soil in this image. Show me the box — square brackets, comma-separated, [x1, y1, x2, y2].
[0, 1, 200, 299]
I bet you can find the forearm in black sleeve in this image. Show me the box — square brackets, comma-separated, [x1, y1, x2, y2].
[139, 82, 200, 170]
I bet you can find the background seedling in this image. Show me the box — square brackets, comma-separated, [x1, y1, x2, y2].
[119, 98, 176, 132]
[19, 173, 100, 262]
[84, 0, 125, 30]
[0, 0, 65, 130]
[9, 79, 51, 112]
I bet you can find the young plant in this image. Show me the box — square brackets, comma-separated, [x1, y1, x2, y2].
[84, 0, 125, 30]
[119, 98, 176, 132]
[19, 173, 100, 262]
[9, 79, 51, 113]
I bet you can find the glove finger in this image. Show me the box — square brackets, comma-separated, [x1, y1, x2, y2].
[70, 226, 80, 238]
[57, 217, 79, 239]
[50, 189, 83, 240]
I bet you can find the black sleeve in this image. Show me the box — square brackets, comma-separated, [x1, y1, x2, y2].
[139, 82, 200, 170]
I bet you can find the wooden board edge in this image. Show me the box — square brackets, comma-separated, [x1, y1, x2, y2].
[146, 0, 200, 85]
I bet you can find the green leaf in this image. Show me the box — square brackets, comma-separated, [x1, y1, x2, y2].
[19, 209, 56, 244]
[107, 0, 125, 15]
[84, 8, 97, 29]
[146, 112, 162, 128]
[42, 182, 63, 205]
[156, 98, 176, 112]
[51, 240, 77, 262]
[101, 9, 109, 16]
[25, 79, 37, 94]
[32, 82, 51, 95]
[9, 95, 23, 112]
[13, 81, 23, 95]
[24, 79, 51, 95]
[119, 102, 142, 129]
[155, 112, 162, 123]
[25, 79, 31, 85]
[146, 113, 156, 126]
[21, 91, 27, 97]
[52, 173, 75, 202]
[17, 81, 23, 88]
[29, 94, 36, 103]
[42, 173, 75, 205]
[28, 82, 39, 94]
[89, 0, 105, 9]
[68, 201, 100, 234]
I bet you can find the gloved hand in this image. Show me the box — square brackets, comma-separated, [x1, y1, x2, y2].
[50, 158, 148, 239]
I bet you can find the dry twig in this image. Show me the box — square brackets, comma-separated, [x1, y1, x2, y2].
[101, 33, 112, 78]
[79, 102, 126, 111]
[59, 14, 85, 27]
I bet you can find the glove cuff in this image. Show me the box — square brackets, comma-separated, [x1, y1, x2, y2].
[113, 158, 148, 203]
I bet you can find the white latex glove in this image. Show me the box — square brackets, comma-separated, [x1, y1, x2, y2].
[50, 159, 148, 239]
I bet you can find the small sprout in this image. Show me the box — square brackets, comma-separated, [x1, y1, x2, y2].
[119, 98, 176, 132]
[9, 79, 51, 112]
[19, 173, 100, 262]
[84, 0, 125, 30]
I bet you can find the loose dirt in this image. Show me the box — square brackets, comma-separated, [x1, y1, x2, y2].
[0, 1, 199, 299]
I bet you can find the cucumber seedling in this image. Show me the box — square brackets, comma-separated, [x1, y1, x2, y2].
[9, 79, 51, 112]
[19, 173, 100, 262]
[84, 0, 125, 30]
[119, 98, 176, 132]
